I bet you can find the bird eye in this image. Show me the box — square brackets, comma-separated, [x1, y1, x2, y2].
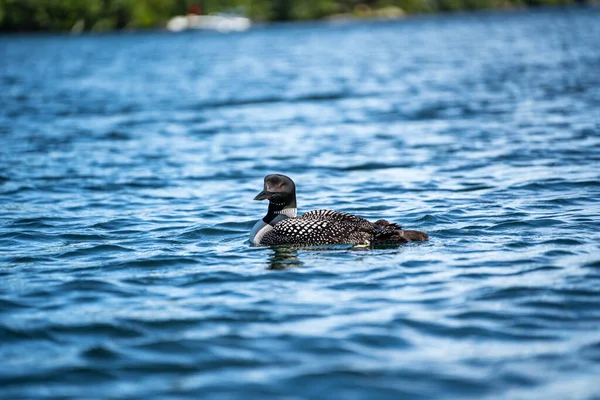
[279, 183, 284, 188]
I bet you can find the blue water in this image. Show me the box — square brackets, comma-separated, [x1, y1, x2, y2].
[2, 8, 600, 399]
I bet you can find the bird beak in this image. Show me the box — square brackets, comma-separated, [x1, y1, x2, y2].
[253, 190, 271, 201]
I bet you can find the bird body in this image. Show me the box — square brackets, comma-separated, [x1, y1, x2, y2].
[250, 174, 428, 247]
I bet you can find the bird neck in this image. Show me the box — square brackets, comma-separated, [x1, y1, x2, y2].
[263, 196, 297, 225]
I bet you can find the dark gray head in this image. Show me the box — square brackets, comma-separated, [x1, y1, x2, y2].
[254, 174, 297, 215]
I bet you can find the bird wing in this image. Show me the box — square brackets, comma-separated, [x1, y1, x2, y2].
[300, 210, 411, 245]
[260, 217, 371, 246]
[300, 210, 373, 229]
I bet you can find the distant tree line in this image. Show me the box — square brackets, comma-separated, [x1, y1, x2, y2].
[0, 0, 588, 32]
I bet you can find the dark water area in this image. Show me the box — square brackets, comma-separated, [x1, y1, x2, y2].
[1, 8, 600, 399]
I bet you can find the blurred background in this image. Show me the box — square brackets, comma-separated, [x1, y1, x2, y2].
[0, 0, 595, 32]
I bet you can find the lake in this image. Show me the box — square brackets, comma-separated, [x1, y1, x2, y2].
[1, 7, 600, 399]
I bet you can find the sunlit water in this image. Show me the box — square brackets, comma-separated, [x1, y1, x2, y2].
[1, 8, 600, 399]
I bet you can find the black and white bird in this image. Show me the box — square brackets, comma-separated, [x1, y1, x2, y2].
[250, 174, 429, 246]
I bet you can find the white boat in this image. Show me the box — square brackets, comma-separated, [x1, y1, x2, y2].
[167, 14, 251, 33]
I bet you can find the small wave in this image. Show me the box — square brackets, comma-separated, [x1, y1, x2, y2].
[192, 91, 364, 110]
[6, 255, 55, 264]
[57, 244, 134, 259]
[116, 257, 198, 269]
[335, 162, 413, 171]
[50, 322, 144, 339]
[0, 298, 31, 312]
[81, 344, 122, 361]
[395, 317, 560, 341]
[579, 341, 600, 362]
[56, 278, 130, 294]
[542, 249, 577, 257]
[90, 218, 142, 230]
[104, 130, 132, 140]
[59, 233, 110, 241]
[457, 265, 561, 279]
[583, 260, 600, 269]
[486, 218, 564, 231]
[0, 324, 54, 342]
[179, 222, 249, 238]
[541, 238, 585, 245]
[7, 218, 54, 228]
[510, 180, 600, 191]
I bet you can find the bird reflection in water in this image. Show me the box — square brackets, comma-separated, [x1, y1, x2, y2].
[267, 247, 303, 270]
[265, 244, 374, 270]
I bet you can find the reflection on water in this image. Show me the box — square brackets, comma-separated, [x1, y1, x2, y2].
[267, 248, 303, 270]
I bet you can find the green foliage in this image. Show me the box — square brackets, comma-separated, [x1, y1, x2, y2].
[397, 0, 435, 12]
[292, 0, 339, 20]
[0, 0, 586, 32]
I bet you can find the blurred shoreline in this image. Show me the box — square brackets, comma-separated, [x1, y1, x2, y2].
[0, 1, 597, 34]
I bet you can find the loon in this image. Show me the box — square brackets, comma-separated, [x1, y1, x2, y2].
[250, 174, 429, 246]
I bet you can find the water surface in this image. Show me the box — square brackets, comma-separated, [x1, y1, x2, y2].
[1, 8, 600, 399]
